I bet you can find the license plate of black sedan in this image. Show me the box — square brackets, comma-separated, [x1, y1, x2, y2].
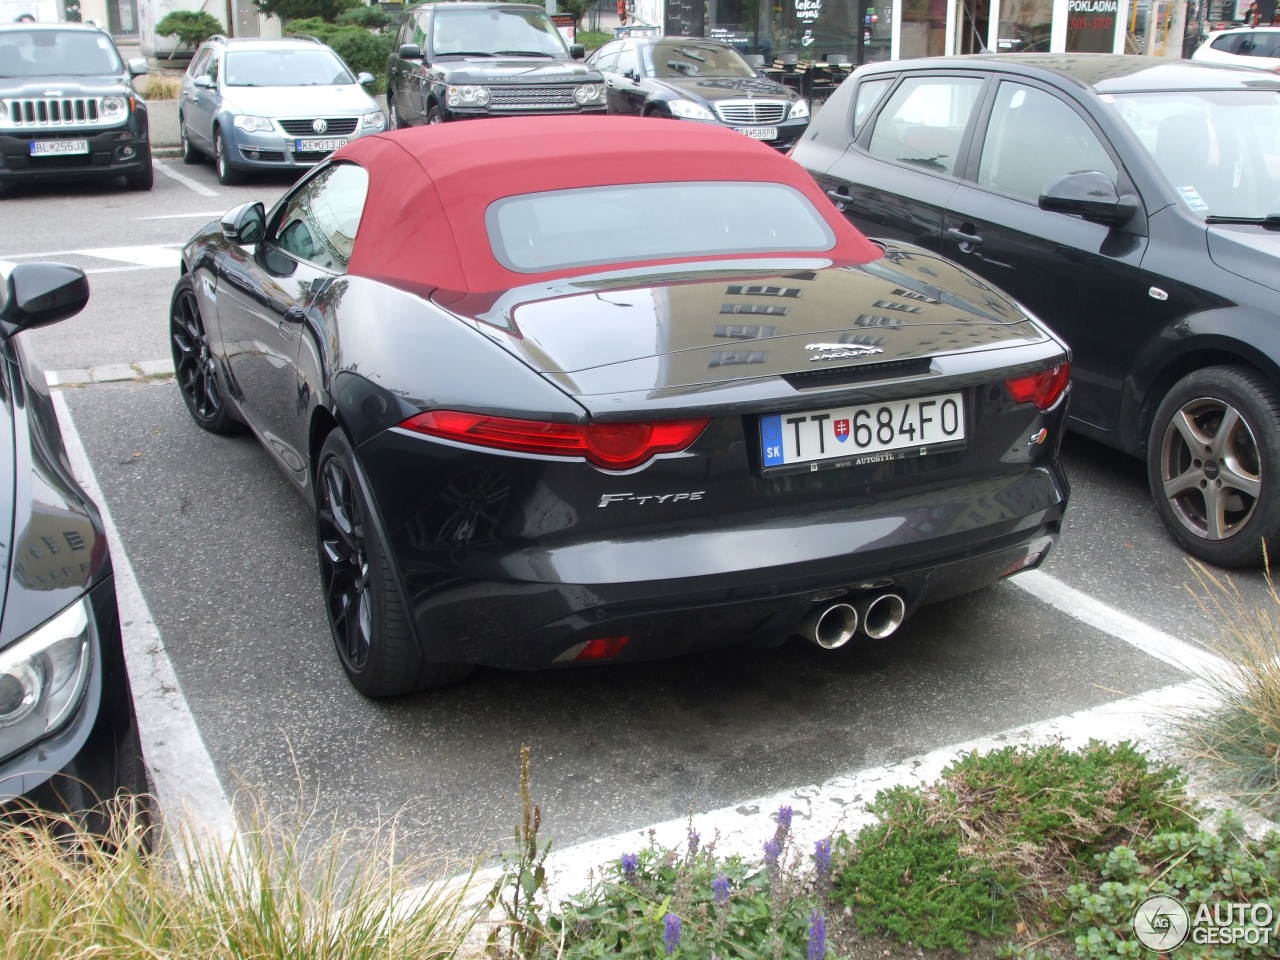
[760, 392, 966, 469]
[294, 137, 347, 152]
[735, 126, 777, 140]
[30, 139, 88, 156]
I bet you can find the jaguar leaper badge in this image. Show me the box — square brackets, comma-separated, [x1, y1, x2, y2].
[805, 343, 885, 361]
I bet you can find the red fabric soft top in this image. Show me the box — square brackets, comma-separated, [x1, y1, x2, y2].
[338, 115, 882, 297]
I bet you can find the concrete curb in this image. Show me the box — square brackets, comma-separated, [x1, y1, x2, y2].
[48, 359, 174, 386]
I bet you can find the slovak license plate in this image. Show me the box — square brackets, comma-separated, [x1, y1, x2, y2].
[294, 137, 347, 152]
[30, 139, 88, 156]
[735, 126, 777, 140]
[760, 392, 965, 469]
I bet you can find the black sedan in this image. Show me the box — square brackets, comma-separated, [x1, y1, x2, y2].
[0, 262, 148, 829]
[169, 116, 1069, 696]
[586, 38, 809, 150]
[794, 55, 1280, 567]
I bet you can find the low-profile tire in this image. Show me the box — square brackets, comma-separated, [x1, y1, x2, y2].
[124, 148, 153, 190]
[169, 275, 241, 435]
[214, 127, 242, 185]
[179, 118, 201, 164]
[315, 428, 472, 696]
[1147, 365, 1280, 567]
[426, 105, 444, 124]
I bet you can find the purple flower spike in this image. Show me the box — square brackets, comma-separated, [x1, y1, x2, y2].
[763, 838, 782, 867]
[808, 910, 827, 960]
[777, 805, 793, 831]
[687, 827, 700, 857]
[621, 852, 639, 883]
[664, 912, 682, 955]
[814, 837, 832, 877]
[712, 873, 731, 904]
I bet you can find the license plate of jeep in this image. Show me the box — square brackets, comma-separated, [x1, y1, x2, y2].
[294, 137, 347, 152]
[30, 139, 88, 156]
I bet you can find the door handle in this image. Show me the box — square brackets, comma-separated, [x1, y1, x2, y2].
[946, 226, 983, 248]
[826, 188, 850, 211]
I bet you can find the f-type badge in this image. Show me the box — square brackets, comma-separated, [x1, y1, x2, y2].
[806, 343, 885, 362]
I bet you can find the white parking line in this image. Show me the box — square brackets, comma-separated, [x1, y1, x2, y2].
[50, 390, 236, 845]
[154, 160, 220, 198]
[0, 243, 184, 262]
[1011, 569, 1227, 675]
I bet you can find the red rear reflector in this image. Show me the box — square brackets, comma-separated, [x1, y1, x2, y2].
[1004, 363, 1070, 411]
[399, 411, 710, 470]
[574, 637, 631, 661]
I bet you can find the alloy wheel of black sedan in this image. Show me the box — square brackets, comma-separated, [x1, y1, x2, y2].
[169, 276, 238, 435]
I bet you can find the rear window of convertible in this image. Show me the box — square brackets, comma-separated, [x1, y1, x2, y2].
[486, 181, 837, 273]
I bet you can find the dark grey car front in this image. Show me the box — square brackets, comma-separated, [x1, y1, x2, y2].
[0, 24, 152, 191]
[588, 38, 809, 150]
[0, 263, 148, 829]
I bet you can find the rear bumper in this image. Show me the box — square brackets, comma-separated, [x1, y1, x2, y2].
[0, 122, 150, 183]
[360, 428, 1069, 669]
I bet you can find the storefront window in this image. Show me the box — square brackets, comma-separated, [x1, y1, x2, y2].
[997, 0, 1053, 50]
[1067, 0, 1121, 50]
[900, 0, 948, 56]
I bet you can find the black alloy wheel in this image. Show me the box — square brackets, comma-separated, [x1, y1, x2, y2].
[1148, 365, 1280, 567]
[169, 276, 240, 435]
[179, 119, 201, 164]
[315, 429, 471, 696]
[214, 127, 241, 186]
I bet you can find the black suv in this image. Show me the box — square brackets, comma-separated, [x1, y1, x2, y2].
[386, 2, 605, 126]
[0, 23, 152, 191]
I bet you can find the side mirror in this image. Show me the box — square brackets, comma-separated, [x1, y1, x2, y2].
[623, 67, 638, 81]
[357, 71, 375, 85]
[398, 43, 423, 60]
[220, 202, 266, 245]
[193, 74, 215, 89]
[1039, 171, 1139, 226]
[127, 57, 149, 76]
[0, 263, 90, 335]
[569, 43, 585, 59]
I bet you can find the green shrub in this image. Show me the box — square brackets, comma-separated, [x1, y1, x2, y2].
[154, 10, 224, 53]
[255, 0, 359, 24]
[284, 19, 393, 83]
[831, 742, 1197, 952]
[337, 4, 393, 29]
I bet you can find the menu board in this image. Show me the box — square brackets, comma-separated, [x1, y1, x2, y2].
[664, 0, 704, 37]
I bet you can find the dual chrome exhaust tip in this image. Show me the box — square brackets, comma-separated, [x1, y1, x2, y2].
[798, 593, 907, 649]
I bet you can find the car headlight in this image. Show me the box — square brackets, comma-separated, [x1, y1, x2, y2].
[0, 599, 93, 763]
[445, 85, 490, 107]
[0, 100, 8, 122]
[100, 96, 127, 121]
[233, 115, 274, 133]
[789, 98, 810, 119]
[668, 100, 715, 120]
[574, 83, 603, 105]
[361, 110, 386, 130]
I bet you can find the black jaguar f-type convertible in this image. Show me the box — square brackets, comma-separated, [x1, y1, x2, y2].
[170, 116, 1071, 696]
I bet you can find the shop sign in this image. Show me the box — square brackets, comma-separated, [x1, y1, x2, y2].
[1066, 0, 1118, 50]
[795, 0, 822, 23]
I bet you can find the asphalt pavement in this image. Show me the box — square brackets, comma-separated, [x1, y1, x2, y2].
[1, 160, 1270, 862]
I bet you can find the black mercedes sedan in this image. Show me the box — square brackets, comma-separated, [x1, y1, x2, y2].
[586, 38, 809, 150]
[0, 262, 148, 829]
[793, 55, 1280, 567]
[169, 116, 1070, 697]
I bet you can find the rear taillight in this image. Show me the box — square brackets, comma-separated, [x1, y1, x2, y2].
[399, 411, 710, 471]
[1004, 363, 1070, 411]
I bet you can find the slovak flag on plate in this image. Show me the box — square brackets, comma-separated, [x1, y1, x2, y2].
[834, 419, 850, 442]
